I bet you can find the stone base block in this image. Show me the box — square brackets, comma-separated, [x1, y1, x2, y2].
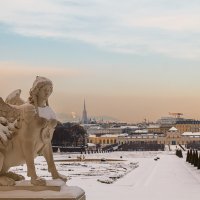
[0, 180, 85, 200]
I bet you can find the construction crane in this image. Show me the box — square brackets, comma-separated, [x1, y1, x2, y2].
[169, 112, 183, 118]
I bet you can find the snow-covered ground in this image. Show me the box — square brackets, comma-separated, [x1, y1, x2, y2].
[10, 151, 200, 200]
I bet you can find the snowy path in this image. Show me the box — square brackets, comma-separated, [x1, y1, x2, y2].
[68, 153, 200, 200]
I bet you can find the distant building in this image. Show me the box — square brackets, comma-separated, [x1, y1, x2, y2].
[175, 120, 200, 133]
[118, 133, 158, 145]
[87, 126, 123, 136]
[157, 127, 182, 145]
[120, 125, 139, 134]
[157, 116, 183, 125]
[81, 99, 88, 124]
[118, 127, 200, 146]
[156, 116, 200, 134]
[147, 124, 172, 134]
[89, 134, 118, 145]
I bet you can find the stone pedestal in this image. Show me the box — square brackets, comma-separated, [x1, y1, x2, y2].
[0, 180, 86, 200]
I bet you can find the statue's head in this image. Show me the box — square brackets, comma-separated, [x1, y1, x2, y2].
[29, 76, 53, 108]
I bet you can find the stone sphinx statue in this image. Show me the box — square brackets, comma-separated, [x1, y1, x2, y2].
[0, 76, 67, 186]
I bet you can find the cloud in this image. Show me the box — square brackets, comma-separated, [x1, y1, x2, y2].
[0, 0, 200, 59]
[124, 14, 200, 32]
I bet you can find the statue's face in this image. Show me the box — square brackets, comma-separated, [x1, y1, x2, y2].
[37, 84, 53, 102]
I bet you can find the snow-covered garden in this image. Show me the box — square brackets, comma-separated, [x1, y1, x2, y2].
[10, 151, 200, 200]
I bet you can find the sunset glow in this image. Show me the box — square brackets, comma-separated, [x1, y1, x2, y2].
[1, 0, 200, 122]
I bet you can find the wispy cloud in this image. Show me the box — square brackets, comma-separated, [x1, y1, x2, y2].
[0, 0, 200, 59]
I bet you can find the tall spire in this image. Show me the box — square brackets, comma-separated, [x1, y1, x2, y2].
[84, 99, 86, 110]
[82, 99, 88, 124]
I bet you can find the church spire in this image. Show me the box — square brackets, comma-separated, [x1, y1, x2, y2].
[82, 99, 88, 124]
[84, 99, 86, 110]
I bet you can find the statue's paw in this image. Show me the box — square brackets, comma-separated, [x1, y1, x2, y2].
[6, 172, 25, 181]
[53, 173, 68, 182]
[17, 174, 25, 181]
[0, 176, 15, 186]
[31, 177, 46, 186]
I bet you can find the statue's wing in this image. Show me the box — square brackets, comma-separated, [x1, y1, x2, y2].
[0, 97, 21, 122]
[0, 124, 9, 147]
[5, 89, 25, 106]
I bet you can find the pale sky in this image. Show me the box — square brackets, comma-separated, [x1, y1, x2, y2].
[1, 0, 200, 123]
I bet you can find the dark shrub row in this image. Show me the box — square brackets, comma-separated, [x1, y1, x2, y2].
[186, 142, 200, 150]
[119, 142, 165, 151]
[186, 149, 200, 169]
[176, 149, 183, 158]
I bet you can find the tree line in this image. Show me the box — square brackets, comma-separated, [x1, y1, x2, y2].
[52, 123, 87, 147]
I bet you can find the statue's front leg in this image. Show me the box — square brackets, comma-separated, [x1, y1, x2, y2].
[22, 140, 46, 186]
[0, 152, 15, 186]
[42, 142, 67, 182]
[0, 152, 4, 173]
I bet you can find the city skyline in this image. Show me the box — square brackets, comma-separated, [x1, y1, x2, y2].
[1, 0, 200, 122]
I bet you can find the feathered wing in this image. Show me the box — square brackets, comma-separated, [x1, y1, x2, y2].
[0, 97, 21, 123]
[5, 89, 25, 106]
[0, 97, 22, 148]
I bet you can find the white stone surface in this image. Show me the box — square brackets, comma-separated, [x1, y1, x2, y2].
[38, 106, 57, 120]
